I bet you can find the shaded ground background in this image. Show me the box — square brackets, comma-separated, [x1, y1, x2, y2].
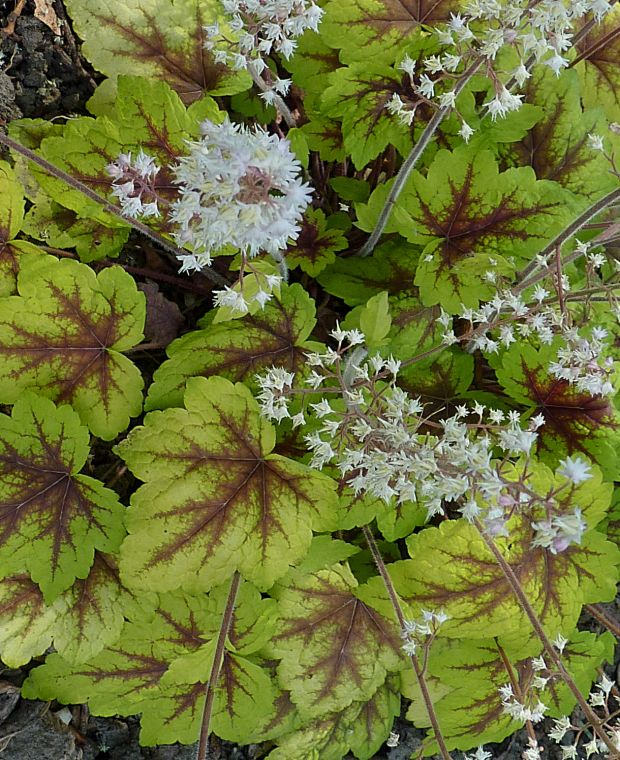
[0, 1, 617, 758]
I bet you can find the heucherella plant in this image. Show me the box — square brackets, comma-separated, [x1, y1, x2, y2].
[0, 0, 619, 759]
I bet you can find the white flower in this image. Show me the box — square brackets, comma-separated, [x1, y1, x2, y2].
[398, 54, 416, 76]
[557, 456, 592, 485]
[438, 91, 457, 109]
[106, 150, 161, 219]
[545, 53, 569, 75]
[207, 0, 323, 68]
[386, 731, 399, 748]
[587, 133, 605, 151]
[416, 74, 435, 99]
[213, 286, 250, 315]
[170, 118, 312, 268]
[459, 121, 475, 142]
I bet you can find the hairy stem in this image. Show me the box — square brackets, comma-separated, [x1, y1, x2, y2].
[247, 63, 297, 128]
[357, 58, 483, 259]
[196, 572, 241, 760]
[362, 525, 452, 760]
[475, 521, 620, 757]
[0, 131, 230, 288]
[515, 187, 620, 291]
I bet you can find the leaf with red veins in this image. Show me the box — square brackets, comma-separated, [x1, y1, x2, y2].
[499, 67, 614, 200]
[384, 483, 619, 641]
[357, 147, 573, 311]
[321, 0, 460, 63]
[146, 283, 320, 411]
[23, 585, 280, 745]
[286, 209, 348, 276]
[34, 77, 221, 229]
[575, 5, 620, 122]
[322, 62, 413, 169]
[63, 0, 250, 104]
[0, 256, 145, 440]
[493, 342, 620, 480]
[269, 674, 401, 760]
[272, 564, 403, 719]
[0, 572, 68, 667]
[0, 553, 155, 666]
[404, 630, 612, 752]
[117, 376, 338, 592]
[0, 395, 125, 602]
[318, 240, 421, 306]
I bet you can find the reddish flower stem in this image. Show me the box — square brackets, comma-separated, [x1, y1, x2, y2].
[362, 525, 452, 760]
[196, 572, 241, 760]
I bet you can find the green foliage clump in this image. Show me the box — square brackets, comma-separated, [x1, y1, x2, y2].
[0, 1, 619, 759]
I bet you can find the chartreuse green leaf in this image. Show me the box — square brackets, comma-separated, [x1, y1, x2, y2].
[22, 197, 130, 263]
[357, 147, 573, 311]
[322, 62, 412, 169]
[286, 209, 347, 276]
[492, 341, 620, 480]
[268, 675, 400, 760]
[271, 564, 403, 719]
[0, 161, 45, 297]
[0, 554, 155, 666]
[359, 292, 391, 349]
[117, 376, 338, 592]
[146, 283, 321, 410]
[403, 630, 613, 752]
[320, 0, 458, 63]
[386, 467, 619, 639]
[0, 395, 125, 602]
[498, 67, 613, 199]
[23, 583, 280, 745]
[0, 255, 145, 439]
[0, 573, 68, 668]
[318, 240, 421, 305]
[33, 76, 221, 224]
[63, 0, 250, 105]
[575, 5, 620, 122]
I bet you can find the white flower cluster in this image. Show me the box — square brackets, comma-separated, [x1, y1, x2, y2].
[205, 0, 322, 103]
[498, 682, 548, 724]
[169, 118, 312, 272]
[106, 150, 161, 219]
[443, 284, 567, 353]
[256, 327, 546, 524]
[549, 326, 615, 397]
[213, 272, 282, 315]
[388, 1, 612, 135]
[531, 507, 586, 554]
[400, 609, 449, 656]
[550, 673, 618, 759]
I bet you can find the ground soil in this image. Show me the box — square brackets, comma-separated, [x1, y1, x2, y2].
[0, 1, 617, 759]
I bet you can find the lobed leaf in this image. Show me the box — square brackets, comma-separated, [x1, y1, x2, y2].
[321, 0, 458, 63]
[322, 62, 412, 169]
[272, 564, 403, 719]
[357, 147, 573, 311]
[285, 209, 348, 276]
[63, 0, 250, 104]
[23, 584, 280, 745]
[0, 395, 125, 601]
[146, 284, 320, 410]
[493, 341, 620, 480]
[117, 376, 339, 592]
[498, 68, 613, 200]
[0, 256, 145, 439]
[0, 161, 45, 296]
